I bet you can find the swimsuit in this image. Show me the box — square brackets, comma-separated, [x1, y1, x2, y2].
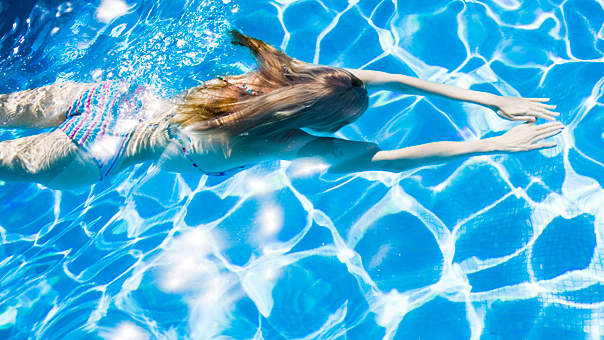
[216, 75, 261, 95]
[165, 75, 260, 176]
[167, 126, 248, 176]
[60, 76, 258, 180]
[59, 81, 147, 180]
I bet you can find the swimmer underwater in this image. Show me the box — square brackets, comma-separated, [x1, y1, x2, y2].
[0, 31, 563, 189]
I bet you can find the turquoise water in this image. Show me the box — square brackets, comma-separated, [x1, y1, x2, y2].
[0, 0, 603, 339]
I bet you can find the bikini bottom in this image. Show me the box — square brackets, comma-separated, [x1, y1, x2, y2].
[58, 81, 147, 180]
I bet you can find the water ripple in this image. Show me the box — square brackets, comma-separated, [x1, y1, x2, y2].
[0, 0, 604, 339]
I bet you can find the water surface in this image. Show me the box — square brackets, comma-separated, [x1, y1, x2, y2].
[0, 0, 603, 339]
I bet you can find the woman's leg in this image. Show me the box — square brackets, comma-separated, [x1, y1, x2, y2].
[0, 82, 94, 129]
[0, 129, 98, 186]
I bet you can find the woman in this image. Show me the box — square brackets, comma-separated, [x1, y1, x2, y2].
[0, 31, 562, 189]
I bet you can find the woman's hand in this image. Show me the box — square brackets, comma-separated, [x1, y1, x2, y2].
[493, 96, 560, 122]
[490, 122, 564, 152]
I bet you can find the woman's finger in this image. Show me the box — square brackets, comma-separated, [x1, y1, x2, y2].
[530, 111, 555, 121]
[535, 127, 564, 140]
[497, 110, 512, 119]
[533, 129, 562, 141]
[539, 103, 557, 109]
[540, 109, 560, 117]
[532, 124, 563, 139]
[512, 115, 537, 122]
[536, 122, 564, 131]
[528, 97, 550, 102]
[533, 106, 560, 117]
[530, 142, 557, 150]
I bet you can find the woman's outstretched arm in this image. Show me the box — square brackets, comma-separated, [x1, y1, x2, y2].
[273, 122, 563, 173]
[345, 68, 559, 122]
[367, 122, 563, 172]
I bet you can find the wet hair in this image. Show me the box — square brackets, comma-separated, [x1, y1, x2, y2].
[172, 30, 368, 136]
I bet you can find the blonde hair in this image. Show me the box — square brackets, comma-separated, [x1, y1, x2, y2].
[172, 31, 368, 136]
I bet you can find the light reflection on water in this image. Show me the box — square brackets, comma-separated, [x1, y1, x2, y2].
[0, 0, 603, 339]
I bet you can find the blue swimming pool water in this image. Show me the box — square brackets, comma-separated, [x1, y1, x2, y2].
[0, 0, 603, 339]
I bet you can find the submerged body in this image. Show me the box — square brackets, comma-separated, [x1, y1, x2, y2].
[0, 77, 272, 188]
[0, 74, 332, 188]
[0, 32, 563, 189]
